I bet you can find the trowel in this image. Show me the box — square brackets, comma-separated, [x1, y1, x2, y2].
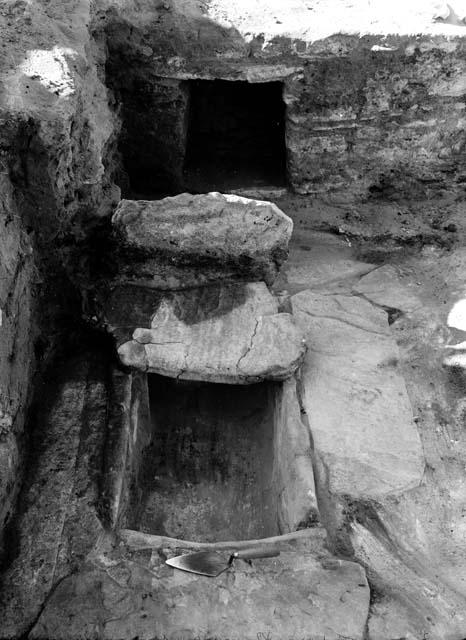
[165, 546, 280, 577]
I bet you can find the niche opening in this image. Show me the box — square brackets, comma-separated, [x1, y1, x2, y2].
[184, 79, 287, 192]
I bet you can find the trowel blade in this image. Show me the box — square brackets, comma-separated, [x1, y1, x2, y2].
[165, 551, 231, 577]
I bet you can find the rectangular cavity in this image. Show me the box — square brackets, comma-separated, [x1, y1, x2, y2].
[116, 373, 317, 543]
[184, 79, 287, 192]
[133, 375, 279, 541]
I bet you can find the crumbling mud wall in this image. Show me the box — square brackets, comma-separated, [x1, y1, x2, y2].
[0, 157, 35, 540]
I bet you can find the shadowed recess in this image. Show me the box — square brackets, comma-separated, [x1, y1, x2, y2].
[184, 79, 287, 192]
[130, 375, 280, 542]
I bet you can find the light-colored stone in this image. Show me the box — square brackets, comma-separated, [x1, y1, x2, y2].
[102, 370, 152, 530]
[111, 282, 306, 384]
[273, 230, 376, 295]
[353, 265, 422, 313]
[31, 532, 370, 640]
[273, 378, 319, 530]
[291, 290, 424, 500]
[112, 192, 293, 285]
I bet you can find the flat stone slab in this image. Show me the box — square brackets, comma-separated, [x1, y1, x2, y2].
[112, 192, 293, 286]
[273, 231, 376, 295]
[353, 265, 422, 313]
[30, 533, 370, 640]
[291, 291, 424, 500]
[106, 282, 306, 384]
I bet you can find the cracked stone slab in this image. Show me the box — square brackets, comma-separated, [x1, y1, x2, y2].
[30, 533, 370, 640]
[353, 265, 422, 314]
[273, 231, 376, 295]
[107, 282, 306, 384]
[291, 291, 424, 500]
[112, 192, 293, 286]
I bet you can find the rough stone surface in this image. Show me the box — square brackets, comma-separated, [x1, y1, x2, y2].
[284, 242, 466, 639]
[346, 247, 466, 640]
[0, 175, 35, 545]
[107, 282, 306, 384]
[112, 193, 293, 286]
[30, 531, 370, 640]
[291, 290, 424, 500]
[2, 2, 466, 639]
[367, 597, 419, 640]
[115, 259, 246, 292]
[351, 520, 466, 640]
[0, 176, 36, 535]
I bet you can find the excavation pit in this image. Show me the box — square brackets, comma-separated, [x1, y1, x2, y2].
[123, 373, 316, 543]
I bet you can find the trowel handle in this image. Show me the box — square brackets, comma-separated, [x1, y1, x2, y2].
[232, 546, 280, 560]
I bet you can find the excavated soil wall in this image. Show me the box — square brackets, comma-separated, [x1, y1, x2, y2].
[101, 5, 466, 199]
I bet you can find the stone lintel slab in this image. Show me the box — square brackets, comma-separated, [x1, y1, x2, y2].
[291, 290, 424, 501]
[107, 282, 306, 384]
[112, 192, 293, 286]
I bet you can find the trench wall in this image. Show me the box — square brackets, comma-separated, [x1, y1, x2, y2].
[101, 3, 466, 199]
[0, 0, 119, 547]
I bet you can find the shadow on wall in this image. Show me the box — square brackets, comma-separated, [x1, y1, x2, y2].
[99, 1, 289, 198]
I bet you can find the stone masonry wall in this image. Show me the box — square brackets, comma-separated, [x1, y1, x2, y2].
[99, 0, 466, 199]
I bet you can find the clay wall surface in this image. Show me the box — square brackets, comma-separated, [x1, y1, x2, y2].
[0, 0, 118, 546]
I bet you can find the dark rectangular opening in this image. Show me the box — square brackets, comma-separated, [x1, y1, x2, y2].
[184, 79, 287, 192]
[115, 80, 190, 199]
[134, 375, 280, 542]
